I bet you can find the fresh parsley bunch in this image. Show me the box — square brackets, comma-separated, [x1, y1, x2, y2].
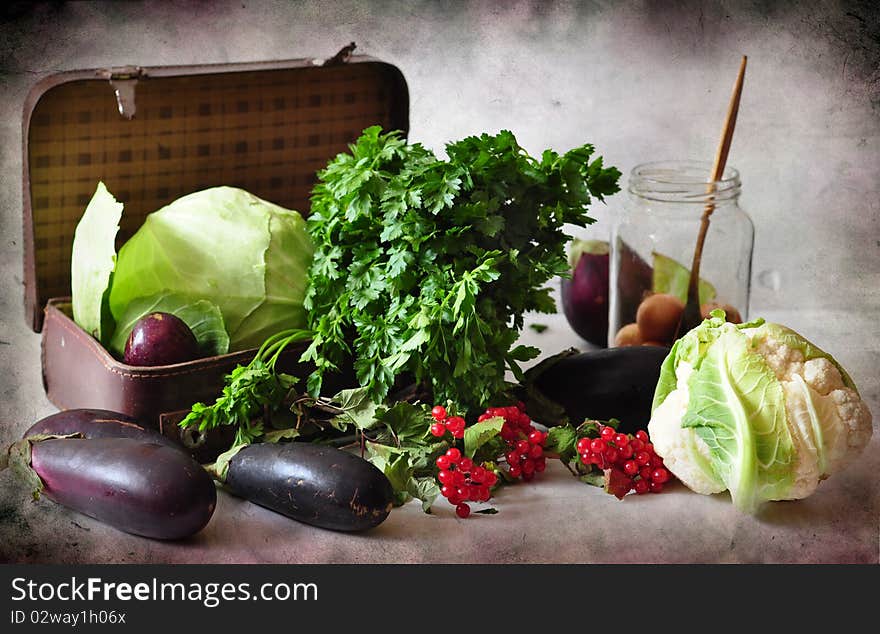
[302, 126, 620, 415]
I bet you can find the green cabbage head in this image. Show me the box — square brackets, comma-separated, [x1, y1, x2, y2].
[107, 186, 313, 352]
[648, 310, 872, 514]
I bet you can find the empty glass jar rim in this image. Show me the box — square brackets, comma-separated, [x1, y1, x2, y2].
[628, 160, 741, 203]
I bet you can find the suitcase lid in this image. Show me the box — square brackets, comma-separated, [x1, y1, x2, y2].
[21, 43, 409, 332]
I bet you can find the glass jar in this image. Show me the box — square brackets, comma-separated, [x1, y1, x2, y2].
[608, 160, 754, 347]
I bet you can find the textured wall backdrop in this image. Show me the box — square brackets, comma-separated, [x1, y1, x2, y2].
[0, 1, 877, 562]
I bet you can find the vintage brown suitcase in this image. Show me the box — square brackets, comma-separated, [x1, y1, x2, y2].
[22, 44, 409, 430]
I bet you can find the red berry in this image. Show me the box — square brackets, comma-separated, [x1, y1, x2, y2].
[649, 482, 664, 493]
[452, 429, 464, 439]
[470, 466, 487, 483]
[604, 447, 620, 464]
[529, 444, 543, 459]
[516, 401, 526, 411]
[623, 460, 639, 475]
[459, 457, 474, 472]
[634, 480, 650, 494]
[528, 430, 544, 445]
[635, 430, 649, 443]
[651, 468, 669, 484]
[600, 426, 615, 441]
[576, 438, 591, 453]
[476, 486, 491, 502]
[431, 405, 447, 421]
[485, 471, 498, 486]
[630, 438, 645, 452]
[438, 470, 454, 485]
[508, 464, 522, 478]
[640, 467, 652, 480]
[440, 485, 454, 498]
[516, 440, 530, 454]
[635, 451, 652, 466]
[430, 422, 446, 437]
[446, 416, 465, 434]
[522, 459, 535, 475]
[590, 438, 606, 453]
[619, 444, 634, 459]
[436, 455, 451, 470]
[453, 470, 467, 486]
[446, 448, 462, 463]
[534, 457, 546, 472]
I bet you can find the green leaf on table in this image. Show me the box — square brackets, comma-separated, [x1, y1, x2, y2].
[652, 251, 716, 305]
[544, 424, 578, 463]
[580, 471, 606, 488]
[377, 401, 432, 443]
[329, 387, 380, 431]
[262, 428, 300, 443]
[71, 182, 124, 344]
[365, 443, 413, 501]
[464, 416, 505, 458]
[406, 476, 441, 513]
[108, 292, 229, 359]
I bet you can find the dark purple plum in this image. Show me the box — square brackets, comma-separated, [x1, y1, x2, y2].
[22, 437, 216, 540]
[124, 312, 200, 366]
[561, 240, 610, 347]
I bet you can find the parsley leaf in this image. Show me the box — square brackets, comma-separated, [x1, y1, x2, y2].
[304, 126, 620, 415]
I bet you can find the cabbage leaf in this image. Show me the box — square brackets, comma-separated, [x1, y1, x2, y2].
[108, 292, 229, 359]
[71, 182, 123, 343]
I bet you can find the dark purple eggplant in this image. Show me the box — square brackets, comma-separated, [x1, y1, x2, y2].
[8, 437, 216, 540]
[23, 408, 181, 449]
[516, 345, 670, 434]
[224, 442, 393, 532]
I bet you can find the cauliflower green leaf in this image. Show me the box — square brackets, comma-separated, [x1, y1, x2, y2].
[681, 326, 795, 513]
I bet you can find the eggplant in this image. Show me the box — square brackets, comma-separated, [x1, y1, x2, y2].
[8, 437, 216, 540]
[224, 442, 394, 532]
[517, 345, 670, 434]
[23, 408, 181, 449]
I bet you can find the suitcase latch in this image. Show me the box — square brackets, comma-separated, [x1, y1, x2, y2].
[97, 66, 146, 120]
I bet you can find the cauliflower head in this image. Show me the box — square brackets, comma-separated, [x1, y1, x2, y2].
[647, 311, 872, 514]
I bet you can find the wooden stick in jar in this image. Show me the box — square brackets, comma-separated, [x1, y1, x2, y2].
[676, 55, 747, 338]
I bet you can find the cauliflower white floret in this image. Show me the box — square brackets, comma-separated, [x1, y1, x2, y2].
[750, 333, 804, 382]
[746, 336, 872, 479]
[647, 362, 725, 495]
[803, 357, 845, 395]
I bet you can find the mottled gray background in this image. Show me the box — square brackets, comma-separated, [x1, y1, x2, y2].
[0, 0, 877, 563]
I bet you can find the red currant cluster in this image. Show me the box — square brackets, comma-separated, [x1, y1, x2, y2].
[478, 403, 546, 481]
[429, 405, 466, 439]
[436, 447, 499, 518]
[577, 426, 670, 496]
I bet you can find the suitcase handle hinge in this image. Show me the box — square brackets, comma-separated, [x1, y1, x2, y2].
[97, 66, 146, 120]
[321, 42, 357, 66]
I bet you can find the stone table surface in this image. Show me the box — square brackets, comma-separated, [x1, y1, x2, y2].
[1, 306, 877, 564]
[0, 1, 878, 564]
